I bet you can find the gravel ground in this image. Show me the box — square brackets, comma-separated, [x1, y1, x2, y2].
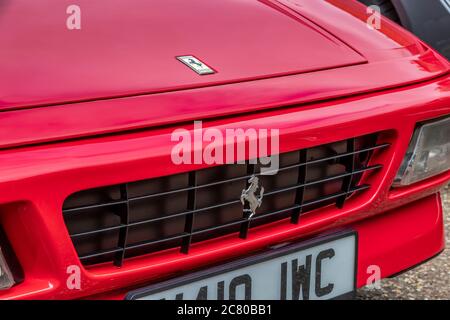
[356, 185, 450, 300]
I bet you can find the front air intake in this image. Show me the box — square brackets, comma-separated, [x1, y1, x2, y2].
[63, 133, 388, 267]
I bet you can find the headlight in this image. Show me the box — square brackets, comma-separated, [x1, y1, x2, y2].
[0, 228, 21, 290]
[0, 248, 15, 290]
[394, 116, 450, 187]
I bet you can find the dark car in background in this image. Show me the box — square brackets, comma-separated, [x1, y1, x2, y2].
[359, 0, 450, 59]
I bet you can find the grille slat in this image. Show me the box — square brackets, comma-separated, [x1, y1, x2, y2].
[180, 171, 197, 254]
[336, 138, 356, 208]
[62, 199, 128, 214]
[113, 185, 130, 267]
[64, 134, 389, 266]
[291, 149, 308, 224]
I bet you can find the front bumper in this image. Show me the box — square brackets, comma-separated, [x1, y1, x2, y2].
[0, 74, 449, 299]
[95, 192, 446, 299]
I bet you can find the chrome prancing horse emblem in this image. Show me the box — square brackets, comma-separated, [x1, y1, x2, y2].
[240, 175, 265, 219]
[176, 55, 215, 75]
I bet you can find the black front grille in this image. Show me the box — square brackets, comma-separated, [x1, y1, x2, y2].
[63, 134, 389, 267]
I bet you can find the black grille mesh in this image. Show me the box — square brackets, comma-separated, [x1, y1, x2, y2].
[63, 134, 388, 266]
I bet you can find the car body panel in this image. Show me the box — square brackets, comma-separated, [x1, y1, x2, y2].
[0, 0, 367, 110]
[1, 51, 448, 150]
[0, 73, 449, 299]
[1, 0, 448, 150]
[0, 0, 446, 112]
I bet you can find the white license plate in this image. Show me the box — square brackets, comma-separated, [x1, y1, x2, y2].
[126, 232, 357, 300]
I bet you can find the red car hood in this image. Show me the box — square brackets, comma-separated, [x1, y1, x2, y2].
[0, 0, 367, 110]
[0, 0, 448, 148]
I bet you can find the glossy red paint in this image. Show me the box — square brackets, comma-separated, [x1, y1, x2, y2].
[1, 73, 449, 299]
[0, 0, 449, 300]
[0, 0, 368, 109]
[1, 1, 449, 149]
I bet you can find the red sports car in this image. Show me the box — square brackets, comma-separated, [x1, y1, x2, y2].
[0, 0, 449, 300]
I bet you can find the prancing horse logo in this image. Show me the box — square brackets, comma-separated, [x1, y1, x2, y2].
[188, 58, 203, 68]
[240, 175, 264, 220]
[176, 56, 215, 75]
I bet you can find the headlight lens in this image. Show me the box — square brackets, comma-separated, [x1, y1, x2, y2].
[0, 248, 15, 290]
[394, 116, 450, 187]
